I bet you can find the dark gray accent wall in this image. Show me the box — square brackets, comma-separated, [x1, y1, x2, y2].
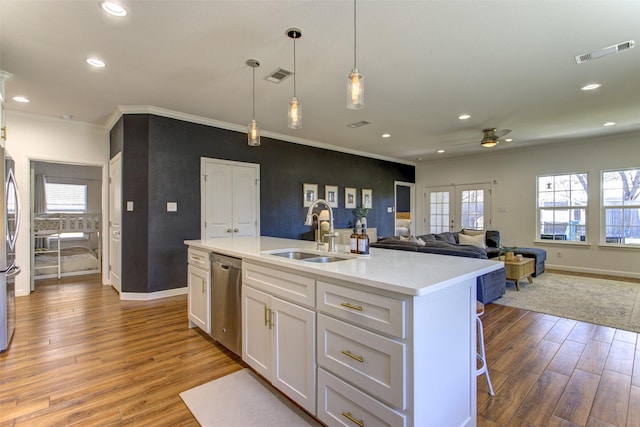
[111, 114, 415, 293]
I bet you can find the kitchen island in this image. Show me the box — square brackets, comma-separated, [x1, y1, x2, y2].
[185, 236, 503, 427]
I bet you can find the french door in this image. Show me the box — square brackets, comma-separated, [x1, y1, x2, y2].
[425, 183, 492, 233]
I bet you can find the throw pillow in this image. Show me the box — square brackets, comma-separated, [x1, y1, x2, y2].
[462, 228, 484, 236]
[435, 232, 457, 244]
[458, 232, 486, 249]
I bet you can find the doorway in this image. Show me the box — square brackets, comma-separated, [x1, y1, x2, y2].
[30, 160, 104, 291]
[424, 183, 492, 233]
[394, 181, 415, 237]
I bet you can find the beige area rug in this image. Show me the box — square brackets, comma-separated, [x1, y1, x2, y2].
[180, 369, 322, 427]
[494, 273, 640, 333]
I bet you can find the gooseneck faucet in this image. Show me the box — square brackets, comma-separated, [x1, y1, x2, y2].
[304, 199, 338, 252]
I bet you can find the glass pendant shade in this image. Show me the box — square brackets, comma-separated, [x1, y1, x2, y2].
[288, 96, 301, 129]
[248, 119, 260, 146]
[347, 68, 364, 109]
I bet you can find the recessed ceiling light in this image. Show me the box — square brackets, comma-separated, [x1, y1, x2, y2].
[505, 138, 513, 142]
[100, 1, 127, 16]
[12, 96, 29, 103]
[581, 83, 602, 91]
[60, 114, 73, 120]
[437, 149, 445, 154]
[382, 133, 391, 138]
[458, 114, 471, 120]
[603, 121, 616, 127]
[86, 58, 106, 67]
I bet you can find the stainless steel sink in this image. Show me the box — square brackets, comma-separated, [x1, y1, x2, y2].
[270, 251, 319, 260]
[303, 256, 347, 263]
[267, 250, 351, 263]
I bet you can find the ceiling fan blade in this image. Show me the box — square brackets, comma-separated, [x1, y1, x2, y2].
[494, 129, 512, 138]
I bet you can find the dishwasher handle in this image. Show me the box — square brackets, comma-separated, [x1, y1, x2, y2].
[213, 255, 242, 271]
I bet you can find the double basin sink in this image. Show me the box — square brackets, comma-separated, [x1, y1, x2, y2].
[264, 249, 353, 264]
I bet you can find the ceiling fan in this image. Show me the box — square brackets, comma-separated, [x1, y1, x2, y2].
[480, 128, 512, 148]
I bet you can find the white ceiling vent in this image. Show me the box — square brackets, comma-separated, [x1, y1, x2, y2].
[347, 120, 370, 128]
[575, 40, 635, 64]
[265, 68, 292, 83]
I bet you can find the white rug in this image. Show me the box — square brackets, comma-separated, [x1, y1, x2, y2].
[180, 369, 322, 427]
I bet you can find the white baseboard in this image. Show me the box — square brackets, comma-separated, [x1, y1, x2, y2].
[546, 263, 640, 280]
[120, 286, 188, 301]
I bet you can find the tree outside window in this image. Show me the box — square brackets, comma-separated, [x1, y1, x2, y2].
[602, 168, 640, 245]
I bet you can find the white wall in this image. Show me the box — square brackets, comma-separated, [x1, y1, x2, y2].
[5, 111, 110, 296]
[416, 131, 640, 279]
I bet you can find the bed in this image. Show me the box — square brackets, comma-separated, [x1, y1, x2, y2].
[395, 212, 411, 237]
[33, 213, 101, 280]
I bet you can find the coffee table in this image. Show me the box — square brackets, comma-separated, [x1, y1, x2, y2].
[501, 257, 535, 291]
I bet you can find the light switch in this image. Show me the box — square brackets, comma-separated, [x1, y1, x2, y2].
[167, 202, 178, 212]
[387, 206, 393, 213]
[126, 201, 134, 212]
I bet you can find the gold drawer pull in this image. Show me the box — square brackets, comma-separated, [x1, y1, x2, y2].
[340, 302, 363, 311]
[341, 411, 364, 427]
[264, 306, 269, 326]
[341, 350, 364, 363]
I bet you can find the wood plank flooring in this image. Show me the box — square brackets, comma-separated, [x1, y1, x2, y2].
[1, 274, 638, 426]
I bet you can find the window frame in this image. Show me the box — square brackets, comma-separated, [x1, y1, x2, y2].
[536, 172, 589, 244]
[601, 168, 640, 247]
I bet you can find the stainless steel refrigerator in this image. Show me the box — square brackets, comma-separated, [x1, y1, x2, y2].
[1, 147, 21, 352]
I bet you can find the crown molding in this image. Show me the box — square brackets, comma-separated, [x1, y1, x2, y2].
[105, 105, 416, 166]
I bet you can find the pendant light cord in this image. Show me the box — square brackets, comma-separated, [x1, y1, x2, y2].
[353, 0, 357, 68]
[252, 65, 256, 119]
[293, 35, 297, 96]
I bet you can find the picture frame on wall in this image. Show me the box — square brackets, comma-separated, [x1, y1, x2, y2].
[362, 188, 373, 208]
[303, 183, 318, 207]
[325, 185, 338, 208]
[345, 187, 356, 209]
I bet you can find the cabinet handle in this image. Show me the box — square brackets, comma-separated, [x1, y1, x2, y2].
[233, 228, 239, 233]
[264, 306, 269, 326]
[340, 302, 363, 311]
[341, 350, 364, 363]
[268, 308, 273, 330]
[1, 126, 5, 140]
[201, 277, 206, 293]
[341, 412, 364, 427]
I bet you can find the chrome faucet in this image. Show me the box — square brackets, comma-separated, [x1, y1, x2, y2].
[304, 199, 338, 252]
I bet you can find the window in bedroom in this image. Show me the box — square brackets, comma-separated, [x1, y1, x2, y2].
[45, 182, 87, 213]
[602, 168, 640, 246]
[537, 173, 588, 242]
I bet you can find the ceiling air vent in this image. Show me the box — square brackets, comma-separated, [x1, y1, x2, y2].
[265, 67, 292, 83]
[575, 40, 635, 64]
[347, 120, 370, 128]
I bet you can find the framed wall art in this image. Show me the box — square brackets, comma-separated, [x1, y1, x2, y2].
[362, 188, 373, 209]
[325, 185, 338, 208]
[303, 183, 318, 207]
[345, 187, 356, 209]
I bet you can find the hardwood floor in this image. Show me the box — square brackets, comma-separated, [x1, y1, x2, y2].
[1, 274, 638, 426]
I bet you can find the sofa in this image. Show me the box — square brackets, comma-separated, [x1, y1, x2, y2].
[371, 231, 507, 304]
[370, 229, 547, 304]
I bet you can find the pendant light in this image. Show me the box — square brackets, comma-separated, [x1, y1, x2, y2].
[347, 0, 364, 110]
[246, 59, 260, 146]
[287, 28, 302, 129]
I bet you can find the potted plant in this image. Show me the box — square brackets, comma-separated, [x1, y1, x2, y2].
[353, 205, 370, 228]
[498, 245, 518, 261]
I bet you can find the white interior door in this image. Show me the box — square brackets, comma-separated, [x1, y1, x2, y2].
[201, 158, 259, 239]
[109, 153, 122, 293]
[425, 183, 492, 233]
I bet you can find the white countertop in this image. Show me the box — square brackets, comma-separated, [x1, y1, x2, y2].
[185, 236, 503, 297]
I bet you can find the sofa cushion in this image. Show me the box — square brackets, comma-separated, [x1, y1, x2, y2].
[458, 232, 486, 249]
[434, 232, 458, 244]
[485, 230, 500, 248]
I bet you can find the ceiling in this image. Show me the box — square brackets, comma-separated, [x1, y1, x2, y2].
[1, 1, 639, 163]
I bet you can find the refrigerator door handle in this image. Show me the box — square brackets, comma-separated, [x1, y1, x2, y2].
[6, 265, 21, 278]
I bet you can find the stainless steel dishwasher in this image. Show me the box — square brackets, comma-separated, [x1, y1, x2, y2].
[210, 253, 243, 356]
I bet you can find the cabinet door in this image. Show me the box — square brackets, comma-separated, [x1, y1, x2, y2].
[188, 265, 210, 333]
[272, 297, 316, 415]
[242, 285, 271, 379]
[202, 162, 233, 239]
[232, 165, 258, 237]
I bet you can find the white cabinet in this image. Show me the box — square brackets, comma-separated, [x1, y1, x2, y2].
[201, 158, 259, 239]
[242, 263, 316, 415]
[187, 248, 210, 333]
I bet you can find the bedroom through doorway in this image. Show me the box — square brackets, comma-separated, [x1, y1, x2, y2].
[30, 161, 103, 291]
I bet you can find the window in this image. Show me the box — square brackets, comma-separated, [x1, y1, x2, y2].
[602, 168, 640, 245]
[45, 182, 87, 212]
[460, 189, 484, 229]
[429, 191, 449, 233]
[537, 174, 587, 242]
